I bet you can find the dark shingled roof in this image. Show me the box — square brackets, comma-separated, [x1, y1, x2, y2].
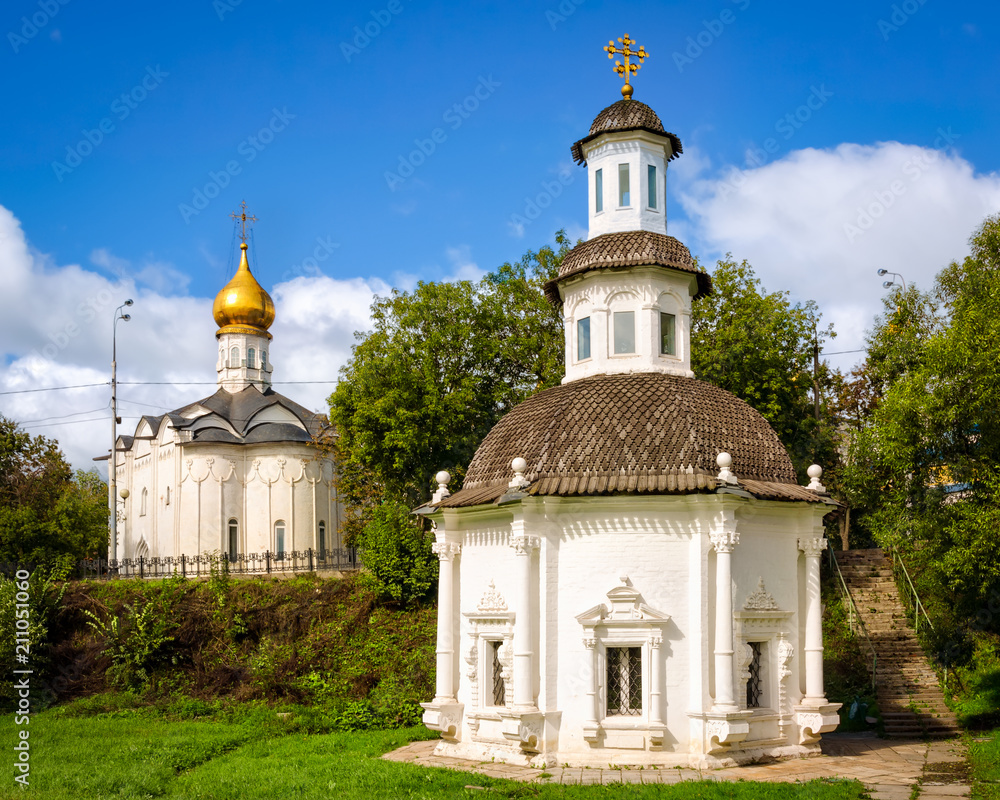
[544, 231, 712, 305]
[438, 372, 814, 508]
[571, 100, 683, 165]
[118, 386, 328, 449]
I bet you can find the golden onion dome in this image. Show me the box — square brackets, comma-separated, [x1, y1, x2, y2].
[212, 243, 275, 337]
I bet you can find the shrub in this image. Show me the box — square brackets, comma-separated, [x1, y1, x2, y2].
[355, 501, 437, 605]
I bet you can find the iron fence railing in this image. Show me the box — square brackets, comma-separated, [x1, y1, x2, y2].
[889, 547, 934, 635]
[77, 548, 359, 580]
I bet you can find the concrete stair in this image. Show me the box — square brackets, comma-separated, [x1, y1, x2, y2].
[835, 548, 960, 739]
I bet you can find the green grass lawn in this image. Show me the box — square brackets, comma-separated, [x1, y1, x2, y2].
[969, 728, 1000, 800]
[0, 708, 869, 800]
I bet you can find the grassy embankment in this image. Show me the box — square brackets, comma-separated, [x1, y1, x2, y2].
[0, 703, 871, 800]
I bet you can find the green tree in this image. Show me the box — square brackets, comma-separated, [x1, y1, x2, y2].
[329, 233, 568, 513]
[691, 257, 840, 479]
[354, 501, 438, 605]
[842, 213, 1000, 634]
[0, 417, 108, 564]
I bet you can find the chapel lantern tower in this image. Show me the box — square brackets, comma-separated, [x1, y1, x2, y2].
[550, 36, 709, 385]
[212, 203, 275, 393]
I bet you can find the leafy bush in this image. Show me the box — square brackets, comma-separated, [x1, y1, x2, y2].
[83, 582, 185, 691]
[0, 563, 69, 708]
[355, 501, 437, 605]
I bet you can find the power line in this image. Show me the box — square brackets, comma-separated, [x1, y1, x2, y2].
[820, 348, 866, 356]
[0, 379, 340, 396]
[0, 382, 108, 396]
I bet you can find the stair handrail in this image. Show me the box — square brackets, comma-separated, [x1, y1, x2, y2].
[829, 549, 878, 691]
[889, 546, 934, 634]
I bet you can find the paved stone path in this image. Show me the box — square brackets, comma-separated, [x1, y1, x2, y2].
[383, 732, 970, 798]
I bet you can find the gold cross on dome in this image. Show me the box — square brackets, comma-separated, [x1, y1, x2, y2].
[229, 201, 259, 244]
[605, 33, 648, 99]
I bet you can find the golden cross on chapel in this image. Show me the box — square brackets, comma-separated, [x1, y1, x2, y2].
[230, 201, 259, 244]
[605, 34, 648, 99]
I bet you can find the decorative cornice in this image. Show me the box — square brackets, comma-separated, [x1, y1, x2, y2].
[797, 536, 827, 558]
[510, 533, 540, 555]
[709, 528, 739, 554]
[431, 541, 462, 561]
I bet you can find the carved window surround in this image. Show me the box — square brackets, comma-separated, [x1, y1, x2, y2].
[576, 579, 671, 747]
[733, 578, 795, 738]
[463, 580, 515, 737]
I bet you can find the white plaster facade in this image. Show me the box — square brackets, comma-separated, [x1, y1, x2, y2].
[422, 494, 840, 767]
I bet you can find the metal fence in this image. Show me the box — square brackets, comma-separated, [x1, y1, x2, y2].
[77, 547, 359, 580]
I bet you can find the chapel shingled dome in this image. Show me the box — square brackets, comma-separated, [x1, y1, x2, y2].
[543, 230, 712, 305]
[570, 99, 683, 165]
[438, 373, 818, 508]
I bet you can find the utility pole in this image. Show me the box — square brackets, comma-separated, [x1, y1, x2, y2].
[813, 338, 820, 420]
[110, 300, 133, 562]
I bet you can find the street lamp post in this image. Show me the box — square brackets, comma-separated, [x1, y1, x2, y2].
[877, 269, 907, 291]
[109, 300, 133, 563]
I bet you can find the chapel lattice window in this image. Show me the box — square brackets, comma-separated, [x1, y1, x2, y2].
[746, 641, 763, 708]
[606, 646, 642, 716]
[490, 641, 505, 707]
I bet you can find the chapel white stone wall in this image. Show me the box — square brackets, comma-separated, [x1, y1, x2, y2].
[428, 493, 830, 767]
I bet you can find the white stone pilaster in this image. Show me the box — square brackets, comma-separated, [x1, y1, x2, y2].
[709, 518, 739, 711]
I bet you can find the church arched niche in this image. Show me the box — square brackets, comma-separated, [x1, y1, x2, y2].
[274, 520, 286, 559]
[227, 519, 239, 562]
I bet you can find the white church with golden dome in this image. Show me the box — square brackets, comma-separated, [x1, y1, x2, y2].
[110, 222, 343, 566]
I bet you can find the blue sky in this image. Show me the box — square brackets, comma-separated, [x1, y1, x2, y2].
[3, 0, 1000, 469]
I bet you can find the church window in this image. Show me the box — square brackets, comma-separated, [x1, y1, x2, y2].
[247, 348, 256, 369]
[274, 521, 286, 559]
[606, 646, 642, 716]
[318, 521, 327, 556]
[490, 641, 506, 707]
[165, 486, 171, 505]
[618, 163, 630, 207]
[594, 168, 603, 213]
[260, 351, 267, 369]
[613, 311, 635, 354]
[660, 312, 676, 355]
[230, 346, 239, 367]
[140, 487, 147, 517]
[228, 519, 239, 562]
[746, 642, 764, 708]
[577, 317, 591, 361]
[647, 164, 657, 209]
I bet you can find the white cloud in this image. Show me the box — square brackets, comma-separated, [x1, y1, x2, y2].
[0, 205, 388, 473]
[675, 140, 1000, 369]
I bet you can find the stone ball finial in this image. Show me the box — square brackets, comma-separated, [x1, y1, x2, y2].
[509, 457, 530, 489]
[806, 464, 826, 492]
[716, 452, 737, 486]
[432, 470, 452, 504]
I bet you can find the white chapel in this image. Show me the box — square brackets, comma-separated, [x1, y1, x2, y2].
[110, 222, 343, 564]
[420, 40, 841, 768]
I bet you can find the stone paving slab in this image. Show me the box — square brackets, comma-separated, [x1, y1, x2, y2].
[382, 733, 970, 797]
